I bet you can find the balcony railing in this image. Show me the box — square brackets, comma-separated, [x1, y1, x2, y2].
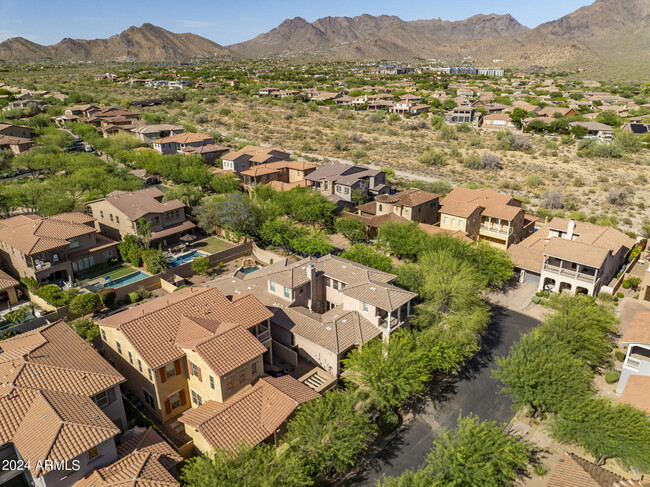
[379, 316, 399, 330]
[625, 357, 641, 369]
[479, 225, 512, 236]
[256, 329, 271, 342]
[543, 264, 597, 283]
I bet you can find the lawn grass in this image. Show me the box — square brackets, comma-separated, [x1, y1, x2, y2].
[84, 263, 138, 282]
[193, 236, 233, 255]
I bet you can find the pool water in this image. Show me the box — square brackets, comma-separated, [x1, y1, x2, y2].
[239, 266, 261, 274]
[103, 271, 150, 288]
[169, 250, 207, 268]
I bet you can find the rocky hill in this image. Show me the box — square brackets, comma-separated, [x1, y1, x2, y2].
[229, 0, 650, 76]
[0, 23, 232, 62]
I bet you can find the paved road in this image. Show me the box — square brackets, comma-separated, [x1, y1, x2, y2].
[342, 305, 541, 486]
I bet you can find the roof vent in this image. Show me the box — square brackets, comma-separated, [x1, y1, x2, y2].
[370, 287, 376, 291]
[325, 326, 332, 331]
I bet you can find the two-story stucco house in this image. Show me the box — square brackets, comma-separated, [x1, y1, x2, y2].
[97, 287, 318, 455]
[151, 133, 214, 155]
[345, 188, 440, 238]
[86, 188, 195, 248]
[0, 321, 128, 487]
[131, 124, 185, 144]
[439, 187, 536, 249]
[509, 218, 636, 296]
[214, 255, 418, 376]
[304, 163, 390, 207]
[0, 212, 118, 284]
[221, 146, 291, 174]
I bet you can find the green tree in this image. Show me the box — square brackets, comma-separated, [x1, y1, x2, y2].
[69, 293, 101, 318]
[191, 256, 211, 275]
[379, 414, 531, 487]
[290, 230, 333, 256]
[378, 222, 426, 261]
[118, 234, 144, 267]
[343, 331, 432, 411]
[334, 218, 368, 244]
[181, 443, 312, 487]
[143, 248, 170, 274]
[283, 390, 376, 477]
[163, 184, 202, 208]
[136, 218, 152, 249]
[340, 245, 394, 273]
[493, 333, 593, 417]
[551, 398, 650, 469]
[70, 318, 99, 341]
[211, 172, 242, 194]
[596, 110, 622, 128]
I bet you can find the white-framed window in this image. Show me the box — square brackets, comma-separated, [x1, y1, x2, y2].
[444, 216, 448, 224]
[143, 389, 155, 408]
[191, 362, 200, 378]
[165, 362, 176, 379]
[169, 392, 181, 410]
[361, 301, 369, 312]
[101, 329, 106, 341]
[116, 216, 120, 224]
[148, 368, 153, 381]
[137, 359, 143, 372]
[451, 218, 456, 226]
[128, 351, 133, 364]
[209, 375, 215, 390]
[191, 390, 202, 406]
[269, 281, 276, 292]
[284, 287, 291, 299]
[93, 390, 109, 408]
[116, 341, 122, 355]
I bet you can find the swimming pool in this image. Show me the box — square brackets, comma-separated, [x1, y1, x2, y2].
[239, 266, 261, 274]
[103, 271, 150, 288]
[169, 250, 207, 268]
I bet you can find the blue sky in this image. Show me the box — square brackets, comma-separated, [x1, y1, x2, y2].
[0, 0, 594, 46]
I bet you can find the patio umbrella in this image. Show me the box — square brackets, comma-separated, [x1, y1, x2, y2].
[179, 234, 197, 243]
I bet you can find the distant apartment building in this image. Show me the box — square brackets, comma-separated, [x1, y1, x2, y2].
[86, 188, 195, 247]
[0, 212, 118, 284]
[0, 321, 127, 487]
[509, 218, 636, 296]
[305, 163, 390, 206]
[221, 146, 291, 174]
[97, 287, 318, 454]
[439, 188, 535, 249]
[214, 255, 417, 376]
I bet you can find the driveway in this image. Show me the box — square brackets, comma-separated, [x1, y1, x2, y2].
[341, 305, 541, 486]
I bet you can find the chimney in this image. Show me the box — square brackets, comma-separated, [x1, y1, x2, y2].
[567, 219, 576, 240]
[306, 263, 316, 312]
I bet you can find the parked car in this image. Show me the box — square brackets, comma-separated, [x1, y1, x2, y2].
[145, 176, 160, 185]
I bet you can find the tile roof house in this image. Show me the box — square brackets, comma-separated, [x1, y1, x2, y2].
[0, 134, 33, 155]
[0, 122, 32, 139]
[86, 188, 195, 247]
[151, 132, 214, 155]
[178, 376, 318, 454]
[305, 163, 390, 207]
[616, 311, 650, 412]
[132, 124, 185, 144]
[0, 321, 127, 487]
[546, 452, 646, 487]
[439, 188, 536, 249]
[212, 254, 417, 376]
[97, 286, 315, 455]
[239, 160, 318, 189]
[0, 212, 118, 284]
[344, 188, 441, 238]
[221, 146, 291, 175]
[509, 218, 636, 296]
[74, 427, 182, 487]
[481, 113, 517, 131]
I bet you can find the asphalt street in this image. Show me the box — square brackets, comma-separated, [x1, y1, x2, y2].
[342, 305, 541, 486]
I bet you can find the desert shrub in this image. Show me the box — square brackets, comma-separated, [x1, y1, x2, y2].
[622, 277, 642, 290]
[614, 349, 626, 362]
[98, 288, 116, 307]
[419, 149, 447, 166]
[463, 154, 481, 169]
[527, 174, 545, 188]
[540, 190, 565, 209]
[616, 292, 624, 299]
[604, 371, 620, 384]
[128, 292, 140, 303]
[497, 131, 532, 151]
[607, 188, 629, 207]
[191, 256, 211, 275]
[481, 153, 502, 170]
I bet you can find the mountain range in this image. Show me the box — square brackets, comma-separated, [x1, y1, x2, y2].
[1, 0, 648, 75]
